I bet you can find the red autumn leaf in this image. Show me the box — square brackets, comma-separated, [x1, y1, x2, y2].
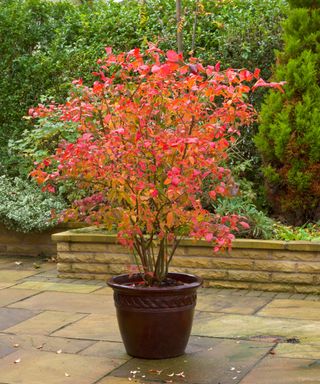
[166, 50, 181, 63]
[239, 221, 250, 229]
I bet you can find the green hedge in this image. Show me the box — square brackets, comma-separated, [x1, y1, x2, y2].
[0, 0, 287, 176]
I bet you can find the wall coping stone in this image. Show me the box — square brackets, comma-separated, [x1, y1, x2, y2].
[52, 227, 320, 251]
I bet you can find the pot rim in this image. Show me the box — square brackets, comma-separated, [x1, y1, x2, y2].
[107, 272, 202, 292]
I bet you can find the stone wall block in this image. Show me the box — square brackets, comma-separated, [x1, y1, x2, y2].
[69, 243, 108, 252]
[57, 252, 92, 263]
[57, 242, 70, 252]
[171, 256, 212, 268]
[170, 267, 227, 280]
[227, 249, 272, 260]
[254, 260, 297, 272]
[185, 246, 217, 257]
[57, 262, 73, 272]
[251, 282, 293, 292]
[104, 244, 129, 254]
[294, 285, 320, 294]
[58, 252, 130, 264]
[204, 280, 251, 289]
[108, 264, 129, 275]
[271, 272, 314, 284]
[210, 258, 254, 270]
[172, 256, 254, 270]
[269, 250, 319, 262]
[71, 263, 111, 274]
[296, 262, 320, 273]
[228, 270, 271, 282]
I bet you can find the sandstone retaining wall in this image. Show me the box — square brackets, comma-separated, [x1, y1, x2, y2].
[52, 230, 320, 293]
[0, 224, 80, 258]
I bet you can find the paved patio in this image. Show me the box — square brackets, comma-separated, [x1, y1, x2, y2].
[0, 257, 320, 384]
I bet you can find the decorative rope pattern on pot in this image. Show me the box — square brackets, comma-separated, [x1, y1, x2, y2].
[113, 292, 197, 309]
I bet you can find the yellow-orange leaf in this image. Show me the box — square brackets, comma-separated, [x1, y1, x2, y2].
[166, 211, 174, 227]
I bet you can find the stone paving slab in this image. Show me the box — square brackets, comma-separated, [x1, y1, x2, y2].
[239, 356, 320, 383]
[4, 310, 87, 335]
[0, 283, 15, 290]
[111, 337, 273, 384]
[192, 312, 320, 344]
[52, 313, 121, 342]
[0, 270, 38, 282]
[196, 291, 271, 315]
[13, 281, 101, 294]
[79, 340, 130, 359]
[0, 261, 55, 272]
[92, 287, 114, 295]
[97, 377, 145, 384]
[8, 291, 116, 314]
[0, 308, 38, 331]
[257, 298, 320, 321]
[274, 343, 320, 359]
[0, 343, 15, 359]
[0, 333, 94, 354]
[0, 349, 126, 384]
[0, 289, 38, 307]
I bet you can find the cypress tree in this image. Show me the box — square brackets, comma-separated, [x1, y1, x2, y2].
[255, 0, 320, 225]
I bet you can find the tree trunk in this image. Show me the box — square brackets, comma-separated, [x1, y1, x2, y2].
[176, 0, 183, 53]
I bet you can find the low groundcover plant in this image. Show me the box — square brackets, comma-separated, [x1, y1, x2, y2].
[30, 45, 282, 286]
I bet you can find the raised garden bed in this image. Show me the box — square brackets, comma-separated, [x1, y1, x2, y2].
[52, 228, 320, 294]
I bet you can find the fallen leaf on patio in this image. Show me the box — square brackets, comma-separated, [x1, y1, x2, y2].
[14, 358, 21, 364]
[149, 369, 163, 375]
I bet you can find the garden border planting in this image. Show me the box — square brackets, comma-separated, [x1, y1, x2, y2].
[53, 229, 320, 294]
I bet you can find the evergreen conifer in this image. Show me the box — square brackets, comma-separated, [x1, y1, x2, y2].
[256, 0, 320, 224]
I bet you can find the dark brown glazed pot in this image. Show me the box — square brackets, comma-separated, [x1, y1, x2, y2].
[107, 272, 202, 359]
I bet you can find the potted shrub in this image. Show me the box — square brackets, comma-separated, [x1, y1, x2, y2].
[30, 46, 282, 358]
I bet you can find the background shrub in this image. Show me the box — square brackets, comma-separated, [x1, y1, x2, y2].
[0, 175, 66, 232]
[256, 0, 320, 225]
[1, 0, 287, 177]
[0, 0, 289, 235]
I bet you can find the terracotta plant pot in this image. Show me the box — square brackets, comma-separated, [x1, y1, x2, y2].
[107, 272, 202, 359]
